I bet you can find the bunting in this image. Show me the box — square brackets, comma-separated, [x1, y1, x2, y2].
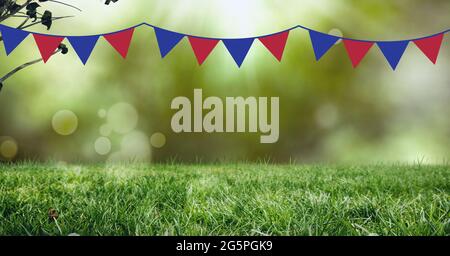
[0, 23, 448, 69]
[309, 30, 340, 61]
[223, 38, 254, 67]
[0, 24, 30, 55]
[154, 28, 184, 58]
[67, 36, 99, 65]
[33, 34, 65, 63]
[413, 34, 444, 64]
[377, 41, 409, 70]
[343, 40, 374, 68]
[104, 28, 135, 59]
[259, 31, 290, 61]
[188, 37, 219, 65]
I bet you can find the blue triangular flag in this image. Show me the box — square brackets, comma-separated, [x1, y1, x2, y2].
[0, 24, 30, 55]
[154, 27, 185, 58]
[67, 36, 99, 65]
[223, 38, 254, 67]
[309, 30, 340, 61]
[377, 41, 409, 70]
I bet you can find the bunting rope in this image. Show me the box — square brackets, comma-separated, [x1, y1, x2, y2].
[0, 22, 449, 69]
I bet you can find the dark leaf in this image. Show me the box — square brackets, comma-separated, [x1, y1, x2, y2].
[26, 2, 40, 11]
[58, 43, 68, 54]
[48, 208, 59, 221]
[41, 10, 52, 30]
[7, 3, 20, 13]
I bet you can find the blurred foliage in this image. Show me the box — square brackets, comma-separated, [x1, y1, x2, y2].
[0, 0, 449, 163]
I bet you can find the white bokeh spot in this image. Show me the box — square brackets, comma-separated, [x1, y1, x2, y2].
[150, 132, 166, 148]
[95, 137, 112, 155]
[99, 124, 113, 137]
[107, 103, 139, 134]
[52, 110, 79, 136]
[0, 137, 18, 159]
[328, 28, 343, 44]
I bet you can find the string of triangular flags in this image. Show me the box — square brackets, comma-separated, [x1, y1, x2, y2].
[0, 23, 448, 70]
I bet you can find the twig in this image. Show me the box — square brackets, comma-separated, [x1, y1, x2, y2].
[17, 17, 30, 29]
[47, 1, 82, 12]
[0, 0, 33, 23]
[0, 16, 74, 42]
[0, 49, 62, 87]
[0, 0, 117, 91]
[19, 16, 74, 30]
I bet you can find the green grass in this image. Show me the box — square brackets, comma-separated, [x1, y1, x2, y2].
[0, 163, 449, 236]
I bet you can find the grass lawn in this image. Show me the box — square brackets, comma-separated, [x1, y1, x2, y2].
[0, 163, 449, 236]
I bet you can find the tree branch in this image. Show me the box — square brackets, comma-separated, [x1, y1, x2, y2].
[0, 0, 33, 23]
[0, 15, 74, 42]
[17, 17, 30, 29]
[0, 0, 120, 92]
[19, 15, 74, 30]
[46, 0, 82, 12]
[0, 49, 62, 91]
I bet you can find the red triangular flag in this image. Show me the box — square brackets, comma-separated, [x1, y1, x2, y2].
[343, 39, 374, 68]
[188, 37, 219, 65]
[413, 34, 444, 64]
[104, 28, 135, 59]
[259, 31, 289, 61]
[33, 34, 65, 63]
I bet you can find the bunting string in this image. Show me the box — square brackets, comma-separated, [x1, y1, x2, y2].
[0, 22, 448, 70]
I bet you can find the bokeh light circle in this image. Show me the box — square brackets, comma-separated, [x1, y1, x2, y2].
[120, 131, 151, 158]
[150, 132, 166, 148]
[107, 103, 139, 134]
[0, 137, 18, 159]
[52, 110, 79, 136]
[98, 109, 107, 118]
[99, 124, 113, 137]
[328, 28, 343, 44]
[95, 137, 112, 155]
[107, 131, 151, 163]
[316, 104, 339, 129]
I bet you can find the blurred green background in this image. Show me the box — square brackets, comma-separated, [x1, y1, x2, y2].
[0, 0, 449, 163]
